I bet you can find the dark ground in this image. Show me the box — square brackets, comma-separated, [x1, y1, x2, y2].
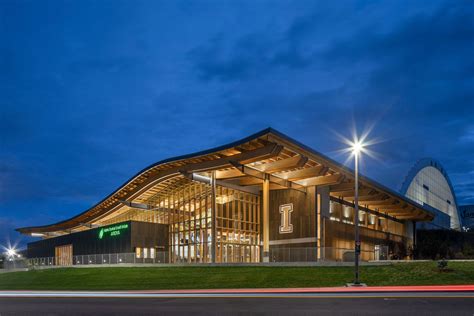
[0, 294, 473, 316]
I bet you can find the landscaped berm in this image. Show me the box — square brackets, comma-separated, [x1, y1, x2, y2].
[1, 262, 473, 290]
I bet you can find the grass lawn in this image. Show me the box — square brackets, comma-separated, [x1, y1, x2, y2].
[0, 262, 473, 290]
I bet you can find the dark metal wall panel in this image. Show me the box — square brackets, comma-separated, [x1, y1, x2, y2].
[27, 221, 168, 258]
[131, 221, 169, 251]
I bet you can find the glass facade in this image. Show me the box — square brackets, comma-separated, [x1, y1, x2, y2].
[99, 178, 260, 263]
[405, 166, 460, 230]
[215, 186, 260, 263]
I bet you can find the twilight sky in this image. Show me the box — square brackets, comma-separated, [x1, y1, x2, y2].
[1, 0, 473, 248]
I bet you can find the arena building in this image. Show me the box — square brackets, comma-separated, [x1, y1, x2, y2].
[17, 128, 434, 265]
[400, 158, 461, 231]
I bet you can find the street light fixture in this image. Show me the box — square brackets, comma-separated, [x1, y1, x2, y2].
[350, 140, 364, 285]
[336, 127, 378, 285]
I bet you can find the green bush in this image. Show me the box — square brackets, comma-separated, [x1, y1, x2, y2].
[437, 259, 448, 271]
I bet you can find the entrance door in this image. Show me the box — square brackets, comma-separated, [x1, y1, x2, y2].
[55, 244, 73, 266]
[374, 245, 380, 261]
[374, 245, 388, 261]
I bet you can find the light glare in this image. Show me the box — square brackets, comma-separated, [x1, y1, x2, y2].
[6, 248, 16, 257]
[352, 141, 363, 155]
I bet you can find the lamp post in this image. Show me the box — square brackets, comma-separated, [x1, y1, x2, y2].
[352, 142, 362, 285]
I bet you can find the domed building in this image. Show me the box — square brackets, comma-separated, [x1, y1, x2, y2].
[401, 158, 461, 231]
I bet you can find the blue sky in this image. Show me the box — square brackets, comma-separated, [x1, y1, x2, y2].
[1, 0, 473, 248]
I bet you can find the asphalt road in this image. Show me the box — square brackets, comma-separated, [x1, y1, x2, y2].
[0, 293, 473, 316]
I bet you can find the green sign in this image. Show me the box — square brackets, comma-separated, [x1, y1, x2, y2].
[98, 223, 129, 239]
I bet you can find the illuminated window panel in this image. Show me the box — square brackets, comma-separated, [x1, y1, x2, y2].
[135, 247, 141, 258]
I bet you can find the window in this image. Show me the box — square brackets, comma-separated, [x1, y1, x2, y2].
[143, 248, 148, 259]
[150, 248, 156, 259]
[423, 184, 429, 191]
[135, 247, 141, 258]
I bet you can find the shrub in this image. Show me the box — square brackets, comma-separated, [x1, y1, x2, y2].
[437, 259, 448, 271]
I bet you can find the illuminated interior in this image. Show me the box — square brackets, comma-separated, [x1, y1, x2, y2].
[18, 128, 435, 263]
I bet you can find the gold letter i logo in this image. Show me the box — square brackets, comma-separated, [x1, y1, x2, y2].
[279, 203, 293, 234]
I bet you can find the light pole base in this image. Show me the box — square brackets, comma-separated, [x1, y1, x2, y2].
[346, 283, 367, 287]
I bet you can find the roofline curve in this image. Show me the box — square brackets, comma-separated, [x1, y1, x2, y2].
[400, 157, 459, 210]
[16, 127, 276, 232]
[17, 127, 436, 233]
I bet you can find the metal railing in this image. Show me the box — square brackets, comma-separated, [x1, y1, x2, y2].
[22, 247, 395, 267]
[27, 252, 169, 267]
[2, 258, 28, 270]
[268, 247, 383, 262]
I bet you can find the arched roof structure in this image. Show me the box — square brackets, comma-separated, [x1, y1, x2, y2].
[400, 158, 460, 230]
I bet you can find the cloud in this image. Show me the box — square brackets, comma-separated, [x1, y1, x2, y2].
[187, 0, 474, 196]
[188, 8, 325, 81]
[1, 0, 473, 240]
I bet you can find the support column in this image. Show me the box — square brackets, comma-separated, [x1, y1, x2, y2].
[317, 186, 330, 261]
[211, 171, 217, 263]
[262, 175, 270, 262]
[412, 220, 417, 259]
[317, 190, 322, 260]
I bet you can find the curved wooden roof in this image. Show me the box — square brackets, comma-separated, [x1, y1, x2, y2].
[17, 128, 434, 235]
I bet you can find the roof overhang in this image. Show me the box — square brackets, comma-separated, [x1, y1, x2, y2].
[17, 128, 434, 235]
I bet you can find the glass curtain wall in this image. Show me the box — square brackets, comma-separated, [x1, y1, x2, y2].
[99, 178, 261, 263]
[215, 186, 260, 263]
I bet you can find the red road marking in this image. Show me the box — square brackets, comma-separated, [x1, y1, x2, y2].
[129, 285, 474, 294]
[3, 285, 473, 294]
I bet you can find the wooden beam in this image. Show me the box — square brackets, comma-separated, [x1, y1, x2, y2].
[395, 214, 422, 220]
[260, 155, 308, 173]
[330, 188, 374, 198]
[269, 183, 292, 190]
[229, 161, 306, 193]
[215, 168, 245, 179]
[277, 165, 328, 181]
[296, 174, 344, 186]
[329, 182, 355, 192]
[180, 171, 260, 195]
[366, 198, 398, 206]
[371, 204, 407, 210]
[186, 143, 283, 172]
[238, 144, 284, 165]
[356, 194, 389, 203]
[238, 176, 264, 186]
[130, 143, 283, 201]
[386, 210, 413, 217]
